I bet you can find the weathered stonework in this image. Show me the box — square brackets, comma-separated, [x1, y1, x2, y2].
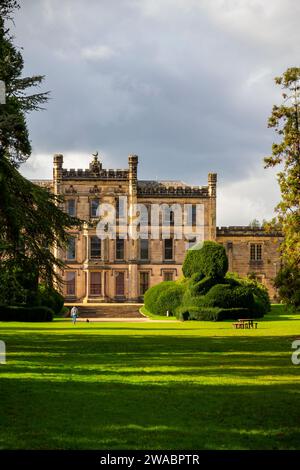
[34, 154, 282, 302]
[217, 226, 282, 299]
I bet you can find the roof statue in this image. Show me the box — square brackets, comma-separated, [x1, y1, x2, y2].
[90, 151, 102, 174]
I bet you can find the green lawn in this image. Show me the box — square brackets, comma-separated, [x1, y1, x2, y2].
[0, 305, 300, 450]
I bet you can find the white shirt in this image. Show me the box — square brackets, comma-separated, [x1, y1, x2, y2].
[71, 307, 78, 316]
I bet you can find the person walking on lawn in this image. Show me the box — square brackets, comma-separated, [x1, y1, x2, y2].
[70, 306, 79, 325]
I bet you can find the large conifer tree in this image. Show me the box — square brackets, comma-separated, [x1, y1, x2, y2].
[0, 1, 81, 302]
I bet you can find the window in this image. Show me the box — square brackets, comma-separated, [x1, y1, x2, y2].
[140, 239, 149, 260]
[116, 197, 126, 219]
[164, 239, 173, 260]
[192, 205, 197, 227]
[90, 198, 100, 217]
[90, 272, 101, 296]
[115, 271, 125, 296]
[90, 236, 101, 258]
[250, 244, 262, 261]
[66, 237, 76, 260]
[139, 272, 149, 295]
[187, 237, 196, 250]
[163, 271, 173, 281]
[67, 199, 76, 217]
[162, 206, 173, 226]
[66, 272, 76, 296]
[116, 238, 125, 260]
[170, 210, 174, 226]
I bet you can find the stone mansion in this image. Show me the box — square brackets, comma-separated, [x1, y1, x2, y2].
[34, 153, 282, 302]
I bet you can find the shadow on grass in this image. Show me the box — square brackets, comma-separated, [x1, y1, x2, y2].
[1, 377, 300, 450]
[0, 332, 300, 449]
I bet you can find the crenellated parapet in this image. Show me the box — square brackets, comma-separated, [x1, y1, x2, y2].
[62, 168, 129, 180]
[137, 181, 209, 198]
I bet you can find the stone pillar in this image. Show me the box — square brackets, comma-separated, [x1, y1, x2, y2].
[86, 235, 89, 261]
[83, 270, 90, 304]
[128, 263, 138, 302]
[128, 155, 139, 301]
[208, 173, 217, 241]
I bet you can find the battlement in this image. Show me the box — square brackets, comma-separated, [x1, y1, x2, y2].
[62, 168, 129, 180]
[138, 181, 209, 198]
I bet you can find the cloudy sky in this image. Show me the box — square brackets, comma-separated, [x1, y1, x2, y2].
[12, 0, 299, 225]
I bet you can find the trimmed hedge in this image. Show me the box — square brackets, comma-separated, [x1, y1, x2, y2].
[182, 241, 228, 279]
[0, 306, 54, 322]
[203, 284, 255, 310]
[176, 306, 251, 321]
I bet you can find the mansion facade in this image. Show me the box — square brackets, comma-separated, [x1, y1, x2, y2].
[34, 154, 282, 302]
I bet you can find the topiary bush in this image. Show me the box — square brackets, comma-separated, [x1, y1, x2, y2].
[143, 241, 270, 321]
[176, 306, 220, 321]
[175, 305, 251, 321]
[144, 281, 176, 315]
[181, 283, 206, 309]
[224, 272, 243, 287]
[225, 272, 271, 316]
[0, 305, 53, 322]
[189, 275, 217, 296]
[182, 241, 228, 279]
[155, 284, 184, 315]
[203, 284, 255, 310]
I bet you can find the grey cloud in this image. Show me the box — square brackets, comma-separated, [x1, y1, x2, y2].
[14, 0, 299, 222]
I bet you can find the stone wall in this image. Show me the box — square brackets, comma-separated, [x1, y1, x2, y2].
[216, 226, 283, 300]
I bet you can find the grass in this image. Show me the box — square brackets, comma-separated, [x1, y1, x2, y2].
[0, 304, 300, 450]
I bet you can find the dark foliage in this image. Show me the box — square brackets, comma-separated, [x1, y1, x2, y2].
[0, 1, 49, 166]
[0, 153, 82, 291]
[274, 265, 300, 310]
[0, 305, 53, 322]
[36, 284, 64, 314]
